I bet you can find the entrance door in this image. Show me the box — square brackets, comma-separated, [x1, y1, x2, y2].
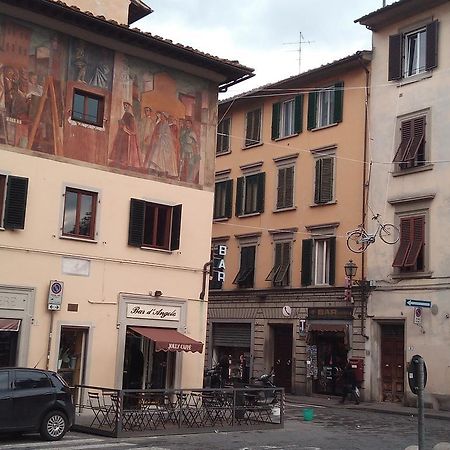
[57, 327, 88, 387]
[272, 325, 293, 392]
[380, 323, 404, 402]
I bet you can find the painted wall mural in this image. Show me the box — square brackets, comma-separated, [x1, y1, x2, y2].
[0, 15, 211, 186]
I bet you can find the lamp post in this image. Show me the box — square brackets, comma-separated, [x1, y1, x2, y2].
[344, 260, 358, 303]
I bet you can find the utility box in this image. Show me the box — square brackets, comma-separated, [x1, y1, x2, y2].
[349, 358, 364, 384]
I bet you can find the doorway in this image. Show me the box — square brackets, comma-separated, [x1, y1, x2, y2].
[272, 324, 293, 392]
[57, 327, 88, 387]
[380, 323, 405, 402]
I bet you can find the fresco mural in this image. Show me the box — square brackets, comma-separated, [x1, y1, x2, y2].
[0, 15, 210, 186]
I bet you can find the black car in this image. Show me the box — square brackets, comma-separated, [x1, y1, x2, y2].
[0, 367, 75, 440]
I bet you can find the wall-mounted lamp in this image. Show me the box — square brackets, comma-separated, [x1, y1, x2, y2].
[154, 290, 163, 297]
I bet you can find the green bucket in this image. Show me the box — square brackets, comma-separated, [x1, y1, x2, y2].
[303, 407, 314, 421]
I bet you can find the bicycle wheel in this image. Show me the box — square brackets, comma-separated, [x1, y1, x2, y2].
[346, 230, 369, 253]
[379, 223, 400, 244]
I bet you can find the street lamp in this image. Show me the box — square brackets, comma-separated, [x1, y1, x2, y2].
[344, 259, 358, 279]
[344, 260, 357, 303]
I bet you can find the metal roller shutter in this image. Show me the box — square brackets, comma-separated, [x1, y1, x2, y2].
[213, 323, 251, 348]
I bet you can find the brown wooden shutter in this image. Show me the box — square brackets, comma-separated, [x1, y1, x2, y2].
[328, 237, 336, 285]
[236, 176, 244, 216]
[3, 176, 28, 230]
[320, 158, 334, 203]
[277, 167, 286, 209]
[388, 34, 402, 81]
[393, 119, 413, 163]
[256, 172, 265, 213]
[425, 20, 438, 71]
[128, 198, 145, 247]
[392, 218, 412, 267]
[404, 117, 425, 161]
[314, 159, 321, 204]
[225, 179, 233, 218]
[285, 166, 294, 208]
[404, 216, 424, 267]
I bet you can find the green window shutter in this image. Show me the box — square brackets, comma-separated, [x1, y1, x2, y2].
[128, 198, 145, 247]
[276, 168, 286, 209]
[213, 183, 220, 219]
[225, 179, 233, 218]
[4, 176, 28, 230]
[271, 102, 281, 140]
[301, 239, 313, 286]
[307, 92, 317, 130]
[333, 82, 344, 124]
[426, 20, 438, 71]
[314, 159, 322, 204]
[236, 177, 244, 216]
[256, 172, 265, 213]
[328, 237, 336, 285]
[294, 94, 303, 134]
[285, 166, 294, 208]
[170, 204, 182, 251]
[320, 157, 334, 203]
[388, 33, 402, 81]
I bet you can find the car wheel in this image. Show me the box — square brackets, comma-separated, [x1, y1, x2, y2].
[40, 411, 67, 441]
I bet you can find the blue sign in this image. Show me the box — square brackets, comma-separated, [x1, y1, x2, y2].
[405, 299, 431, 308]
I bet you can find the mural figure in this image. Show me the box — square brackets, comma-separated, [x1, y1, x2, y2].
[179, 118, 199, 183]
[110, 101, 142, 169]
[139, 106, 156, 165]
[73, 41, 87, 83]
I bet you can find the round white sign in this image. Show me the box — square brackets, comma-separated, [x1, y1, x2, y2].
[282, 305, 292, 317]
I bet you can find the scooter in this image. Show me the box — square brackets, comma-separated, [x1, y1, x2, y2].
[245, 368, 277, 406]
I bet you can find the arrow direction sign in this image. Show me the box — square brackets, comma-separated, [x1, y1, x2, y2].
[405, 299, 432, 308]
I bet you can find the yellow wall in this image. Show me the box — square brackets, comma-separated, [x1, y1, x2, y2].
[67, 0, 130, 24]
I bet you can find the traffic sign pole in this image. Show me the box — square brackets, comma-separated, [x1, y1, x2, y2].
[417, 356, 425, 450]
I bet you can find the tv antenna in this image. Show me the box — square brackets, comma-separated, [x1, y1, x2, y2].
[283, 32, 314, 74]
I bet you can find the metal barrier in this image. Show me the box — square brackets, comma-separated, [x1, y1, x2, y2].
[72, 385, 284, 437]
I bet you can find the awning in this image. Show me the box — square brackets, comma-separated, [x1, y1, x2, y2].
[129, 326, 203, 353]
[308, 323, 348, 333]
[0, 318, 21, 332]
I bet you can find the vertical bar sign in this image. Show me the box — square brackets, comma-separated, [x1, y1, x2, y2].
[214, 245, 227, 283]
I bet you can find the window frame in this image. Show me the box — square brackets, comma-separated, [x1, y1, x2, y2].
[280, 99, 295, 138]
[404, 27, 427, 78]
[71, 89, 105, 127]
[216, 117, 231, 155]
[313, 238, 332, 285]
[265, 240, 291, 287]
[62, 187, 98, 240]
[233, 244, 256, 289]
[307, 82, 343, 130]
[236, 172, 265, 217]
[213, 179, 233, 220]
[276, 165, 295, 210]
[244, 108, 262, 148]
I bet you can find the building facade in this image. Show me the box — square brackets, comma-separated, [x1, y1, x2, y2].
[207, 52, 371, 396]
[0, 0, 252, 390]
[358, 0, 450, 410]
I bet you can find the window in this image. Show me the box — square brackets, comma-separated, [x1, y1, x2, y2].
[216, 117, 231, 154]
[14, 370, 52, 390]
[266, 241, 291, 287]
[307, 82, 343, 130]
[271, 95, 303, 139]
[245, 109, 262, 147]
[214, 180, 233, 220]
[233, 245, 256, 288]
[63, 188, 97, 239]
[388, 21, 438, 81]
[0, 174, 28, 230]
[393, 115, 426, 170]
[72, 89, 104, 126]
[276, 166, 294, 210]
[128, 199, 182, 251]
[314, 156, 334, 204]
[393, 216, 425, 273]
[236, 173, 265, 216]
[301, 237, 336, 286]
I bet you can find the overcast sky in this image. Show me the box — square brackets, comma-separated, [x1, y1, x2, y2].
[136, 1, 392, 96]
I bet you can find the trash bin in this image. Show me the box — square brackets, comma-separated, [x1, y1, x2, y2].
[303, 407, 314, 421]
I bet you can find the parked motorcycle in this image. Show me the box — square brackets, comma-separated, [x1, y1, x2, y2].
[244, 368, 277, 406]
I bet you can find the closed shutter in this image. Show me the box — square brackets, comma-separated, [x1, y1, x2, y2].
[333, 81, 344, 123]
[276, 168, 286, 209]
[225, 179, 233, 218]
[170, 204, 182, 251]
[404, 216, 424, 267]
[404, 117, 425, 161]
[388, 34, 402, 81]
[256, 172, 265, 213]
[425, 20, 438, 71]
[213, 323, 251, 348]
[271, 102, 281, 140]
[294, 94, 303, 134]
[315, 158, 334, 204]
[314, 159, 321, 204]
[393, 218, 412, 267]
[301, 239, 313, 286]
[328, 237, 336, 285]
[285, 166, 294, 208]
[307, 91, 317, 130]
[4, 176, 28, 230]
[236, 176, 244, 216]
[393, 119, 413, 162]
[128, 198, 145, 246]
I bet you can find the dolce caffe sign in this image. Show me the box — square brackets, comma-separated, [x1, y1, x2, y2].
[126, 303, 180, 322]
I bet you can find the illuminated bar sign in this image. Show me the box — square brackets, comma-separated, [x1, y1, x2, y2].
[213, 245, 227, 283]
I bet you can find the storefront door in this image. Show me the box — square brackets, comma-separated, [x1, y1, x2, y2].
[272, 325, 292, 392]
[57, 327, 88, 387]
[380, 323, 404, 402]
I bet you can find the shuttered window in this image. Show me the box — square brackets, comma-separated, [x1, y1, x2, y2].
[217, 117, 231, 154]
[214, 180, 233, 219]
[245, 108, 262, 147]
[233, 245, 256, 288]
[236, 173, 265, 216]
[307, 82, 343, 130]
[388, 21, 438, 81]
[302, 237, 336, 286]
[392, 216, 425, 272]
[272, 95, 303, 140]
[265, 241, 291, 287]
[314, 156, 334, 204]
[128, 199, 182, 251]
[276, 166, 294, 210]
[1, 175, 28, 230]
[393, 116, 426, 169]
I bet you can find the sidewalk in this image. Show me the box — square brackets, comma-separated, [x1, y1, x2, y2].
[285, 394, 450, 421]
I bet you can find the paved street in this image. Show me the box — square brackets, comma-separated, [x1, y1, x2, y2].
[0, 399, 449, 450]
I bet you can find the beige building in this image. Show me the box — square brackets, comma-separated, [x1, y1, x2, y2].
[0, 0, 252, 390]
[357, 0, 450, 410]
[207, 52, 371, 396]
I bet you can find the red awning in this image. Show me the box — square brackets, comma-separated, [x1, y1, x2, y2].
[129, 326, 203, 353]
[0, 318, 21, 332]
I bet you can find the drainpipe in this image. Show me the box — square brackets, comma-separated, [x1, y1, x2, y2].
[199, 260, 213, 300]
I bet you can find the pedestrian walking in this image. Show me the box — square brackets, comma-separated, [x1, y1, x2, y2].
[340, 361, 359, 404]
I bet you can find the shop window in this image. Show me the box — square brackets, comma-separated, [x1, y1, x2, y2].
[63, 187, 97, 240]
[0, 174, 28, 230]
[233, 245, 256, 288]
[72, 89, 105, 127]
[128, 199, 182, 251]
[266, 241, 291, 287]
